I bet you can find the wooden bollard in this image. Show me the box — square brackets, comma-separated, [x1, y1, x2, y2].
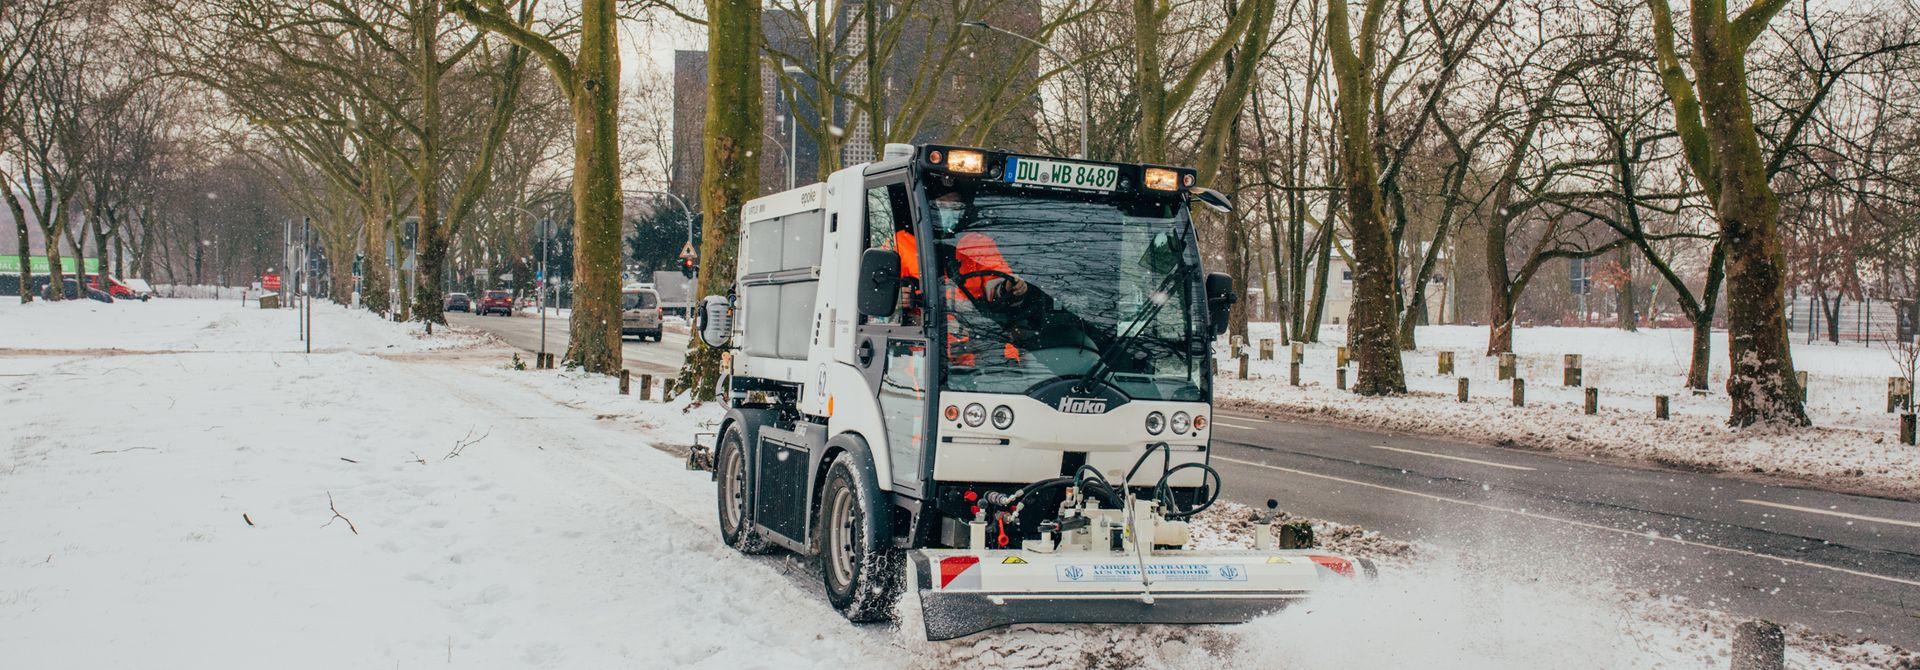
[1583, 387, 1598, 415]
[1730, 620, 1785, 670]
[1336, 345, 1350, 368]
[1437, 351, 1455, 376]
[1655, 395, 1670, 420]
[1336, 367, 1348, 390]
[1888, 377, 1912, 414]
[1237, 355, 1249, 380]
[1259, 339, 1275, 361]
[1290, 341, 1305, 363]
[619, 369, 630, 395]
[1796, 371, 1809, 402]
[1230, 335, 1244, 359]
[640, 374, 654, 401]
[1563, 354, 1583, 387]
[663, 379, 677, 399]
[1456, 377, 1469, 402]
[1902, 413, 1916, 446]
[1289, 362, 1301, 386]
[1511, 378, 1525, 407]
[1497, 353, 1516, 380]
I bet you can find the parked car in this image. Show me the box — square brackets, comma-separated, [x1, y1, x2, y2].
[42, 278, 113, 303]
[478, 290, 514, 316]
[621, 286, 663, 341]
[84, 274, 148, 301]
[445, 292, 472, 312]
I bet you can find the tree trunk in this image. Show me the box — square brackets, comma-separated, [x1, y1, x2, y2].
[1617, 246, 1638, 331]
[563, 0, 625, 374]
[1688, 5, 1805, 426]
[1687, 315, 1712, 390]
[1488, 290, 1515, 356]
[43, 213, 66, 301]
[2, 180, 31, 304]
[1303, 222, 1332, 342]
[1649, 0, 1804, 425]
[1327, 0, 1405, 395]
[678, 0, 761, 399]
[1819, 291, 1841, 344]
[362, 214, 391, 315]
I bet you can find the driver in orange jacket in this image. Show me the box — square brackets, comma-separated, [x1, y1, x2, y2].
[896, 192, 1033, 365]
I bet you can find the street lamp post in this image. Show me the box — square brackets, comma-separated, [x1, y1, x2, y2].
[961, 20, 1090, 160]
[781, 64, 804, 189]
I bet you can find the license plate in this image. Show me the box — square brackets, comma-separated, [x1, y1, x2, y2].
[1005, 157, 1119, 192]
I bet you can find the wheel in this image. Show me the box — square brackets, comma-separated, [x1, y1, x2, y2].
[716, 426, 773, 554]
[818, 454, 902, 623]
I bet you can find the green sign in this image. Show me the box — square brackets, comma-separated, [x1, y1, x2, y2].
[0, 255, 103, 275]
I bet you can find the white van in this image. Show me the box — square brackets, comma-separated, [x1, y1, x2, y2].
[621, 286, 664, 341]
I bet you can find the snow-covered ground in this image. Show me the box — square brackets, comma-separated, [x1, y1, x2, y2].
[1, 299, 1911, 668]
[1221, 324, 1920, 500]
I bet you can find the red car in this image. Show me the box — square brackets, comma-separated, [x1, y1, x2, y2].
[478, 290, 514, 316]
[85, 274, 147, 301]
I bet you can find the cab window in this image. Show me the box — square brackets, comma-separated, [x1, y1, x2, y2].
[865, 182, 917, 324]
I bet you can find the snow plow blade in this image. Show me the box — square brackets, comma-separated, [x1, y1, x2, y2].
[910, 549, 1373, 641]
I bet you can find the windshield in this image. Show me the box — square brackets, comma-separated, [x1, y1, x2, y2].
[623, 291, 658, 310]
[926, 182, 1207, 402]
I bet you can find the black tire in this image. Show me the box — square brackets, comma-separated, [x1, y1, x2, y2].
[716, 426, 774, 554]
[818, 454, 902, 623]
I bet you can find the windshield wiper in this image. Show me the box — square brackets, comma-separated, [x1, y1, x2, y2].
[1077, 229, 1199, 394]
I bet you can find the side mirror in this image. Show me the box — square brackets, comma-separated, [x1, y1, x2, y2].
[695, 295, 734, 348]
[1205, 272, 1235, 337]
[856, 248, 902, 318]
[1188, 187, 1233, 214]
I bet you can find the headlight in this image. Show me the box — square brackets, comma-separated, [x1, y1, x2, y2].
[1143, 167, 1180, 191]
[991, 405, 1014, 430]
[947, 149, 986, 174]
[1144, 411, 1166, 435]
[1171, 411, 1192, 435]
[963, 403, 987, 427]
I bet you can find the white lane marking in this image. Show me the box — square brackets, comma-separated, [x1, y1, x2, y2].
[1369, 444, 1537, 471]
[1212, 421, 1259, 430]
[1739, 499, 1920, 530]
[1211, 455, 1920, 589]
[1220, 415, 1271, 423]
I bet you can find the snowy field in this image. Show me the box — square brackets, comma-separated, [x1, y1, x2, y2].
[1222, 324, 1920, 500]
[1, 299, 1911, 669]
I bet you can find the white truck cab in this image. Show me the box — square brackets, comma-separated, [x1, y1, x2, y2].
[693, 144, 1363, 639]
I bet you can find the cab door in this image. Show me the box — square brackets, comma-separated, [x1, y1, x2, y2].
[856, 171, 934, 498]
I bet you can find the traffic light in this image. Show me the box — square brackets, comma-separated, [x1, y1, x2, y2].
[679, 257, 696, 279]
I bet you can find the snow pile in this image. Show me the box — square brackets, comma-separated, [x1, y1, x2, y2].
[1221, 324, 1920, 499]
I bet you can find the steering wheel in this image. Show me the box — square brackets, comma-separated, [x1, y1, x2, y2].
[953, 269, 1022, 303]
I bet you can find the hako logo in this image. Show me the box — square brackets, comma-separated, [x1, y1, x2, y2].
[1056, 397, 1109, 414]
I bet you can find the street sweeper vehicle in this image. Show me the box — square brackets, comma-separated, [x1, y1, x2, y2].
[688, 143, 1372, 640]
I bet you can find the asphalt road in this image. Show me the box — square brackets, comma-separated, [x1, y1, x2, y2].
[445, 309, 690, 375]
[1208, 411, 1920, 648]
[445, 311, 1920, 647]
